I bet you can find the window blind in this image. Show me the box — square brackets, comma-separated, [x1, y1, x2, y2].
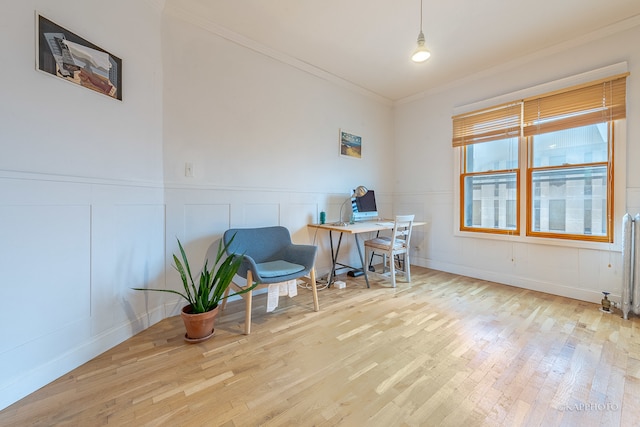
[452, 102, 522, 147]
[522, 74, 628, 137]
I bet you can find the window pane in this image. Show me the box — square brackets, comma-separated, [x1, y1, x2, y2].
[530, 166, 607, 236]
[466, 137, 518, 172]
[463, 173, 517, 230]
[531, 123, 608, 167]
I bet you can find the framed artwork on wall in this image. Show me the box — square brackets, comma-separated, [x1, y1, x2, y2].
[35, 14, 123, 100]
[339, 129, 362, 159]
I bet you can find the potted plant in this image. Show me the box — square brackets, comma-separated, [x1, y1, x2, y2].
[133, 235, 254, 342]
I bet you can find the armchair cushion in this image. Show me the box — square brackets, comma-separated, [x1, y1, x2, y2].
[256, 260, 305, 278]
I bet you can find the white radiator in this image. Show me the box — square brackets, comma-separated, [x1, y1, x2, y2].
[622, 213, 640, 319]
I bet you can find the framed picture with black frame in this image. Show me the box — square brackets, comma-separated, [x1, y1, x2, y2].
[36, 14, 123, 100]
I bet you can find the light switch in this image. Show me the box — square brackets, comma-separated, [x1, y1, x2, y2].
[185, 162, 194, 177]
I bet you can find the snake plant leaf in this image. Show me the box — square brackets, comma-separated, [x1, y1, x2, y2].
[133, 234, 254, 314]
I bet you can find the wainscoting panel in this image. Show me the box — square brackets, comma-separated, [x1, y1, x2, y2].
[241, 202, 280, 228]
[92, 203, 167, 334]
[0, 204, 91, 353]
[0, 175, 166, 412]
[183, 203, 232, 264]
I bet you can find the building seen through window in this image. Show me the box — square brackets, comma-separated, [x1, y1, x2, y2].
[530, 123, 608, 236]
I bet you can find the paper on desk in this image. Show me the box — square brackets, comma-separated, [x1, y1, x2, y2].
[267, 280, 298, 312]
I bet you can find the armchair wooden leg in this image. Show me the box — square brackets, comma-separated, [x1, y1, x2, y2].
[310, 268, 319, 312]
[220, 285, 231, 311]
[244, 290, 252, 335]
[244, 270, 254, 335]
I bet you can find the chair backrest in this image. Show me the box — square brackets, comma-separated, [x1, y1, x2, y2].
[391, 214, 414, 251]
[223, 226, 292, 263]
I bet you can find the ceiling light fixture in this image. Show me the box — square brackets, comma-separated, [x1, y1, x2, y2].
[411, 0, 431, 63]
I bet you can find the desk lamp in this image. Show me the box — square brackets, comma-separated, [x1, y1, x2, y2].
[336, 185, 368, 226]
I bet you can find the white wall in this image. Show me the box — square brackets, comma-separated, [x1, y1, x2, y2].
[0, 0, 165, 410]
[0, 1, 395, 411]
[394, 23, 640, 304]
[160, 7, 395, 280]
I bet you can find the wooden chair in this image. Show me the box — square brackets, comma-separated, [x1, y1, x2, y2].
[219, 226, 319, 334]
[364, 215, 415, 287]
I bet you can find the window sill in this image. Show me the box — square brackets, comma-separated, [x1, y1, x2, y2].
[453, 228, 621, 252]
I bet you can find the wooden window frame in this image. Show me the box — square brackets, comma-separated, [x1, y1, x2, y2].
[453, 73, 627, 242]
[459, 150, 520, 235]
[525, 124, 614, 242]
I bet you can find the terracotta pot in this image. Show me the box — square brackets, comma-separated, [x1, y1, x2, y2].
[180, 305, 218, 343]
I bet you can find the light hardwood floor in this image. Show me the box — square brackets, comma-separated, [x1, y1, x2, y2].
[1, 267, 639, 426]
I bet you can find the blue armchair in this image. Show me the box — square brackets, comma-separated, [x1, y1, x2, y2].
[220, 226, 319, 334]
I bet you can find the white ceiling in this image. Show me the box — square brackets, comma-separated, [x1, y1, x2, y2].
[167, 0, 640, 101]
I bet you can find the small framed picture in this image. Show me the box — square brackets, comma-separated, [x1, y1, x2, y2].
[339, 129, 362, 159]
[36, 14, 123, 100]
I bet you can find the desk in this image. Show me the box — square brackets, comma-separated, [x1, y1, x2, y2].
[308, 220, 425, 288]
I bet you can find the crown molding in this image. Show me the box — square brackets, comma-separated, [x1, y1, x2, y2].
[162, 3, 393, 106]
[144, 0, 166, 13]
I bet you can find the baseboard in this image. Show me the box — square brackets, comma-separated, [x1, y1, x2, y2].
[0, 306, 166, 411]
[414, 258, 617, 305]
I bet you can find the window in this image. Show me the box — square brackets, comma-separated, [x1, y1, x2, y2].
[455, 103, 521, 234]
[528, 124, 610, 238]
[453, 74, 627, 242]
[461, 146, 518, 233]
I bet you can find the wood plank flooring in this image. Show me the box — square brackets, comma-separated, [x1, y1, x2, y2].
[1, 266, 639, 426]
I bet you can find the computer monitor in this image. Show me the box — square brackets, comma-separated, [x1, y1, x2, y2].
[351, 190, 378, 221]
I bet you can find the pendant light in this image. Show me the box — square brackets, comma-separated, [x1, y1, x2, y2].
[411, 0, 431, 63]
